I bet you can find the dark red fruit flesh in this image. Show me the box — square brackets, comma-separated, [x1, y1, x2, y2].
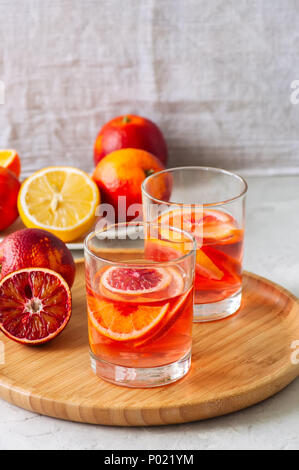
[0, 269, 72, 344]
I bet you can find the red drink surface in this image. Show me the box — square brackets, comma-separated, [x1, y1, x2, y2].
[86, 265, 193, 368]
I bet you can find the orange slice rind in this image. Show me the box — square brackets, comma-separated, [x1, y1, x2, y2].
[196, 249, 224, 280]
[135, 286, 193, 348]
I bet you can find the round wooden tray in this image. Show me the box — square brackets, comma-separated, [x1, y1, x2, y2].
[0, 261, 298, 426]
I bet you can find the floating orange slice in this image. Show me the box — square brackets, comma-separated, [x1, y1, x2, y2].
[158, 208, 240, 244]
[145, 225, 224, 280]
[195, 249, 224, 280]
[135, 286, 193, 348]
[0, 149, 21, 178]
[156, 208, 244, 278]
[101, 266, 171, 296]
[99, 265, 185, 304]
[87, 296, 169, 341]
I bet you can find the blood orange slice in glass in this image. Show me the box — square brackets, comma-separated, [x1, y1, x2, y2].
[88, 296, 169, 341]
[0, 268, 72, 345]
[99, 265, 185, 303]
[100, 266, 171, 297]
[195, 249, 224, 280]
[135, 286, 193, 348]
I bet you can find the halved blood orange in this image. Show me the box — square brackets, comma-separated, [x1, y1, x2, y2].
[0, 268, 72, 345]
[88, 296, 169, 341]
[101, 266, 171, 296]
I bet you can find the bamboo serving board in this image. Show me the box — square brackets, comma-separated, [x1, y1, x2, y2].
[0, 261, 299, 427]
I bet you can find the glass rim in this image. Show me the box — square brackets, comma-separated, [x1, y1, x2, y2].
[84, 221, 197, 267]
[142, 165, 248, 207]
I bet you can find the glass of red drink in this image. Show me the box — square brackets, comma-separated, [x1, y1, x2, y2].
[142, 167, 247, 322]
[84, 222, 196, 387]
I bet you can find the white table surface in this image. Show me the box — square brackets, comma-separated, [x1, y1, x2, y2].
[0, 175, 299, 450]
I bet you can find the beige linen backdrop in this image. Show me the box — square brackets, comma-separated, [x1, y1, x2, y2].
[0, 0, 298, 177]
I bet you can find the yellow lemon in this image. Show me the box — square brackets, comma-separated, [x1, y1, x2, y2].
[18, 167, 100, 242]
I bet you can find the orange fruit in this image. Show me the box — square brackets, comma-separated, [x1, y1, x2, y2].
[0, 149, 21, 177]
[0, 167, 20, 231]
[92, 148, 166, 221]
[0, 228, 76, 287]
[0, 268, 72, 345]
[87, 296, 169, 342]
[93, 114, 168, 166]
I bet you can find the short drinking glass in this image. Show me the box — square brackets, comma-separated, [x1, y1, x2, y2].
[142, 166, 247, 322]
[84, 222, 196, 387]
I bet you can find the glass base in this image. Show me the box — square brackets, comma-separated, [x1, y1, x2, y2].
[90, 350, 191, 388]
[194, 289, 242, 322]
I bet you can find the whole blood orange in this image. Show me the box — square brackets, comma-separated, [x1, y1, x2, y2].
[0, 228, 76, 287]
[0, 268, 72, 345]
[0, 167, 20, 231]
[92, 148, 166, 221]
[93, 114, 168, 166]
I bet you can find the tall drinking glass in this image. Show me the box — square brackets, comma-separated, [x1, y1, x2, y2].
[84, 222, 196, 387]
[142, 167, 247, 322]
